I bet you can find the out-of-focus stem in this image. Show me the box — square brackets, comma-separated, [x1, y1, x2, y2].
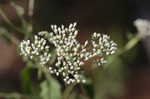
[0, 28, 19, 45]
[0, 8, 25, 34]
[0, 92, 38, 98]
[62, 83, 76, 99]
[124, 33, 143, 51]
[0, 92, 25, 98]
[117, 33, 144, 55]
[28, 0, 35, 17]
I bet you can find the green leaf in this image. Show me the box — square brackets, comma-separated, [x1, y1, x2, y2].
[40, 78, 61, 99]
[20, 66, 32, 93]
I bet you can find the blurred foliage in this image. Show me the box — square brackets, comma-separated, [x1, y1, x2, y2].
[40, 79, 61, 99]
[0, 1, 144, 99]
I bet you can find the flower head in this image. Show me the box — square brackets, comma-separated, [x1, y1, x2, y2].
[20, 23, 117, 84]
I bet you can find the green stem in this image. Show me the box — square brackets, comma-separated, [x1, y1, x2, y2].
[108, 33, 144, 66]
[62, 83, 76, 99]
[0, 92, 27, 98]
[117, 33, 144, 56]
[0, 28, 19, 45]
[0, 8, 25, 35]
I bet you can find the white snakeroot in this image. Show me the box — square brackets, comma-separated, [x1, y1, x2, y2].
[20, 35, 51, 65]
[19, 23, 117, 84]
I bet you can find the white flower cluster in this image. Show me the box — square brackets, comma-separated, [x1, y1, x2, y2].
[20, 23, 117, 84]
[20, 35, 51, 65]
[134, 19, 150, 36]
[90, 32, 117, 66]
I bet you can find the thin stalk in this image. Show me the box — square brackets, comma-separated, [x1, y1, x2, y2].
[0, 8, 25, 35]
[0, 29, 19, 45]
[28, 0, 35, 17]
[62, 83, 76, 99]
[0, 92, 28, 98]
[117, 33, 144, 55]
